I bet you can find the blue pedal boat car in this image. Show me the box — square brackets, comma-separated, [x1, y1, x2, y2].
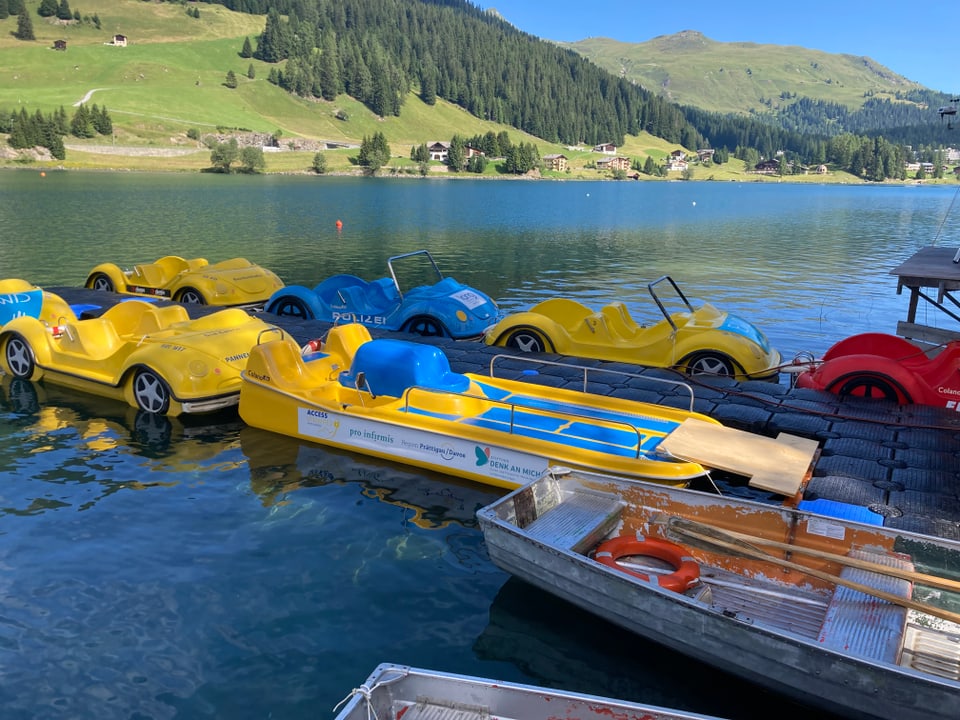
[264, 250, 499, 339]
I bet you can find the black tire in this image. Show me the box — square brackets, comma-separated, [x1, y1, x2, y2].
[684, 352, 735, 377]
[271, 296, 313, 319]
[403, 316, 448, 337]
[4, 334, 36, 380]
[504, 328, 548, 353]
[834, 374, 908, 403]
[176, 287, 206, 305]
[132, 368, 171, 414]
[88, 272, 115, 292]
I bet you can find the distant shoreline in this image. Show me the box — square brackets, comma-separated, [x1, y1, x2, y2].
[1, 145, 953, 185]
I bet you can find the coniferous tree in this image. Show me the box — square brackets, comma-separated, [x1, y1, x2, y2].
[497, 131, 512, 158]
[247, 64, 255, 80]
[255, 8, 287, 63]
[55, 106, 69, 136]
[38, 0, 57, 17]
[224, 70, 238, 89]
[92, 105, 112, 135]
[447, 135, 465, 171]
[410, 143, 429, 163]
[7, 0, 23, 15]
[43, 121, 65, 160]
[419, 58, 437, 106]
[14, 7, 34, 40]
[240, 37, 253, 59]
[70, 104, 94, 138]
[0, 0, 9, 20]
[8, 111, 31, 149]
[56, 0, 71, 21]
[318, 31, 341, 101]
[357, 132, 390, 173]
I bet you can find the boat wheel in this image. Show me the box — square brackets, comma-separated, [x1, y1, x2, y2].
[685, 352, 735, 377]
[4, 334, 36, 380]
[132, 368, 171, 414]
[271, 296, 312, 319]
[504, 328, 548, 353]
[833, 374, 909, 403]
[403, 316, 447, 337]
[88, 273, 115, 292]
[176, 287, 207, 305]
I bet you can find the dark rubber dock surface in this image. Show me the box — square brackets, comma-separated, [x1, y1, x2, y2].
[48, 288, 960, 541]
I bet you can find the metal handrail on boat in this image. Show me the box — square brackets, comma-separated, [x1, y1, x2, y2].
[401, 385, 650, 459]
[487, 354, 696, 412]
[648, 275, 694, 333]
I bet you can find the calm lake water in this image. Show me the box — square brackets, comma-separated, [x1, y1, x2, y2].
[1, 172, 958, 719]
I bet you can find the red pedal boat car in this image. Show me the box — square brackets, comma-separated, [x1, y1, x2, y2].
[795, 332, 960, 408]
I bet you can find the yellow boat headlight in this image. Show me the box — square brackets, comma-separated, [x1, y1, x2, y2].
[189, 360, 209, 378]
[456, 310, 467, 323]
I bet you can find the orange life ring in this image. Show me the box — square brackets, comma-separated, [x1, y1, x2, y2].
[594, 535, 699, 593]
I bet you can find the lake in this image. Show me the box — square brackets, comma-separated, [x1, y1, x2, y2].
[0, 172, 958, 720]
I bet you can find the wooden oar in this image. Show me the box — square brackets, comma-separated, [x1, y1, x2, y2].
[668, 516, 960, 595]
[666, 521, 960, 626]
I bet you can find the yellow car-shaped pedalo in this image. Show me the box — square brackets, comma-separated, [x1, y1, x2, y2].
[484, 275, 781, 381]
[85, 255, 284, 307]
[238, 323, 722, 490]
[0, 299, 277, 416]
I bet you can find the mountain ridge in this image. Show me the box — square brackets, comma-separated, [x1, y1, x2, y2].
[561, 30, 927, 116]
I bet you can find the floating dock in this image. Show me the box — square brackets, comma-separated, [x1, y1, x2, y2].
[46, 287, 960, 541]
[891, 245, 960, 347]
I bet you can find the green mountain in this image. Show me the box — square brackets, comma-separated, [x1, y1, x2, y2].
[0, 1, 949, 179]
[563, 31, 925, 116]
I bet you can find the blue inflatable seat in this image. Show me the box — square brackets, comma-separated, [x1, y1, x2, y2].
[339, 339, 470, 398]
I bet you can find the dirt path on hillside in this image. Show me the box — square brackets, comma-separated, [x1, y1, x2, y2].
[74, 88, 107, 106]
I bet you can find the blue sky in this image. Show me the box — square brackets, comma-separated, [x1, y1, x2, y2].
[480, 1, 958, 94]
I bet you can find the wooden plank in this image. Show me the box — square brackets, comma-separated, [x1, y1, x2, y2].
[659, 418, 819, 496]
[896, 321, 960, 347]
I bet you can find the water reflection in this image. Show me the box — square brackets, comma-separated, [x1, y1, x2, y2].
[0, 377, 244, 515]
[239, 427, 503, 529]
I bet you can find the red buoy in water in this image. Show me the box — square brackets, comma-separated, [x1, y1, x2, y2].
[335, 219, 343, 230]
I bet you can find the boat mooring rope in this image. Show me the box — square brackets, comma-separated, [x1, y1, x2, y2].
[331, 666, 410, 720]
[931, 184, 960, 246]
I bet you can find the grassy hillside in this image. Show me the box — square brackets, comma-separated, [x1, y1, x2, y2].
[563, 31, 924, 115]
[0, 3, 874, 181]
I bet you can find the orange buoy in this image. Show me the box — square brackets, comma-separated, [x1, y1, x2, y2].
[335, 219, 343, 230]
[40, 171, 46, 177]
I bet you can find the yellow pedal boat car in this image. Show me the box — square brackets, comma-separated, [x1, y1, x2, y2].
[85, 255, 284, 307]
[484, 275, 781, 381]
[238, 323, 723, 490]
[0, 300, 277, 416]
